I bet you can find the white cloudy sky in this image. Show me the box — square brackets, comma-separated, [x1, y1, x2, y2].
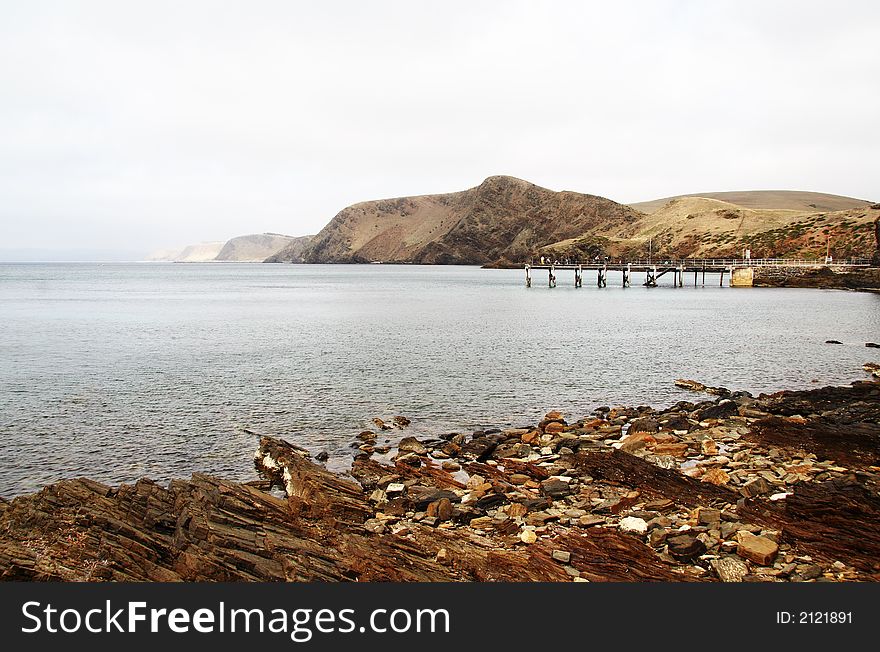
[1, 0, 878, 258]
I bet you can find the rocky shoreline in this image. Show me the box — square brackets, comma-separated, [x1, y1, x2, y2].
[1, 378, 879, 582]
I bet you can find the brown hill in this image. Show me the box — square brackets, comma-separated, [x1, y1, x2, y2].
[541, 196, 880, 262]
[297, 176, 642, 265]
[629, 190, 873, 214]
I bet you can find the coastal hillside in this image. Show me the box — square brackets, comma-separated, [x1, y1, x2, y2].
[629, 190, 873, 214]
[150, 185, 878, 265]
[540, 195, 880, 261]
[215, 233, 303, 262]
[295, 176, 642, 265]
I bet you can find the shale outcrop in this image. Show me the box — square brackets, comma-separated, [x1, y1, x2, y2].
[1, 380, 878, 582]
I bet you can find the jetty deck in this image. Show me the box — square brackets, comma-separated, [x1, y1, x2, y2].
[525, 258, 872, 287]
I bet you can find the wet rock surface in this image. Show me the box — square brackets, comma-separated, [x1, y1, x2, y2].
[1, 380, 878, 582]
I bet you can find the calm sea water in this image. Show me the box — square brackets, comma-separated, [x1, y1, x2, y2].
[1, 263, 878, 497]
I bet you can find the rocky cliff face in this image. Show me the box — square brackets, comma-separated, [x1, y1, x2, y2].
[297, 176, 642, 265]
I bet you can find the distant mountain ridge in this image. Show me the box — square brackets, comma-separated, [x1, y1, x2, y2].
[147, 233, 310, 263]
[146, 241, 225, 262]
[145, 181, 878, 266]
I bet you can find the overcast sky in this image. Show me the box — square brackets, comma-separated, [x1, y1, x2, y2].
[1, 0, 879, 258]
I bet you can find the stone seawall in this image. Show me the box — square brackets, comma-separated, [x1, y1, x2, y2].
[752, 265, 880, 290]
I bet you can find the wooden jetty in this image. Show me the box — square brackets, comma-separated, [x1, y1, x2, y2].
[524, 258, 871, 288]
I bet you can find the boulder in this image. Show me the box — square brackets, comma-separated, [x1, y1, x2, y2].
[628, 417, 660, 434]
[398, 436, 427, 455]
[543, 421, 566, 435]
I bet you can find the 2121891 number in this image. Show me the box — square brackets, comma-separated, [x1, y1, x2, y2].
[799, 612, 852, 624]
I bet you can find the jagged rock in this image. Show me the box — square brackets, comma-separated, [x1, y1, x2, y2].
[735, 531, 779, 566]
[675, 379, 707, 392]
[461, 436, 499, 461]
[693, 400, 738, 421]
[712, 556, 749, 582]
[696, 508, 721, 525]
[667, 535, 707, 561]
[619, 517, 648, 535]
[741, 477, 773, 498]
[618, 431, 656, 453]
[395, 452, 422, 467]
[426, 498, 454, 522]
[541, 478, 571, 498]
[652, 443, 689, 457]
[701, 468, 730, 486]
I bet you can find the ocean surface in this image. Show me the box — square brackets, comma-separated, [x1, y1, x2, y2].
[1, 262, 878, 497]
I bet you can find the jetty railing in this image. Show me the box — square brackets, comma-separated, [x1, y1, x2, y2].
[529, 257, 872, 268]
[522, 257, 873, 288]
